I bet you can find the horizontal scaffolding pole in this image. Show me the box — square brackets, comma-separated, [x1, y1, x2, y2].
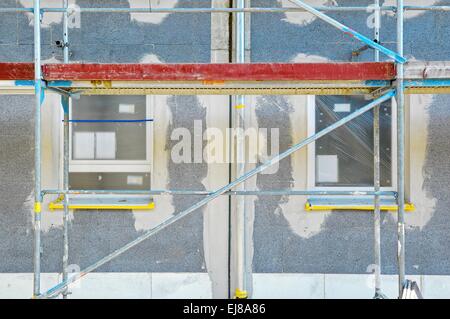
[41, 189, 396, 197]
[2, 6, 450, 14]
[36, 89, 395, 299]
[5, 85, 450, 96]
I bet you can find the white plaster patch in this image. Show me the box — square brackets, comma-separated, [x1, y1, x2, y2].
[18, 0, 64, 28]
[292, 52, 329, 62]
[279, 0, 338, 26]
[406, 94, 437, 229]
[19, 0, 179, 27]
[128, 0, 151, 23]
[132, 96, 174, 231]
[24, 191, 35, 227]
[139, 53, 163, 63]
[279, 95, 329, 238]
[244, 97, 259, 294]
[274, 53, 331, 238]
[42, 210, 75, 233]
[132, 197, 174, 231]
[200, 94, 230, 298]
[280, 196, 330, 238]
[129, 0, 178, 24]
[42, 56, 61, 64]
[282, 54, 329, 239]
[196, 96, 212, 113]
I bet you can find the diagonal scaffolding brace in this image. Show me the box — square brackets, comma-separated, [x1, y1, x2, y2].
[36, 89, 396, 299]
[288, 0, 407, 63]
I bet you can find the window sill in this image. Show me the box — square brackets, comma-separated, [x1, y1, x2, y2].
[305, 197, 415, 212]
[49, 195, 155, 211]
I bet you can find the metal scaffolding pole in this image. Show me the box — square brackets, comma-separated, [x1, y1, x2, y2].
[373, 0, 383, 299]
[41, 189, 396, 196]
[374, 0, 381, 62]
[61, 0, 70, 300]
[396, 0, 407, 298]
[37, 90, 395, 299]
[61, 97, 69, 299]
[63, 0, 70, 63]
[373, 98, 382, 299]
[2, 5, 450, 14]
[234, 0, 248, 300]
[32, 0, 42, 299]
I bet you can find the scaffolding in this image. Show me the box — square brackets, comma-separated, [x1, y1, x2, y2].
[1, 0, 450, 299]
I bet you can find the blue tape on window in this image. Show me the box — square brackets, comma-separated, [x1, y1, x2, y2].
[63, 119, 154, 123]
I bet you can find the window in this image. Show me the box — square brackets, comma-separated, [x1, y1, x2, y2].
[307, 95, 396, 190]
[66, 95, 153, 191]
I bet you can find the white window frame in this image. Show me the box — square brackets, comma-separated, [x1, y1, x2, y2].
[59, 95, 154, 188]
[306, 95, 397, 192]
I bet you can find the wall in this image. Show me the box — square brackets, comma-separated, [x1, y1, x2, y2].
[1, 0, 450, 299]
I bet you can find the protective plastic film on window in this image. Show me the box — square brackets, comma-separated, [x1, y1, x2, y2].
[315, 95, 392, 187]
[71, 95, 147, 161]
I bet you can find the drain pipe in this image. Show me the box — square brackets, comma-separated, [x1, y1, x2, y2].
[396, 0, 407, 298]
[234, 0, 248, 299]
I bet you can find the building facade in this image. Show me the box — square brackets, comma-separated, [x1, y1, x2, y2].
[1, 0, 450, 299]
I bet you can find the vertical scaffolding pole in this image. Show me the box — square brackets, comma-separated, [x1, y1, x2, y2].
[63, 0, 69, 63]
[396, 0, 406, 297]
[61, 0, 70, 299]
[373, 0, 382, 299]
[374, 0, 380, 62]
[62, 101, 69, 299]
[373, 105, 382, 298]
[33, 0, 42, 298]
[234, 0, 247, 299]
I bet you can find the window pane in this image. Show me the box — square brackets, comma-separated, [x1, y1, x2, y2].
[71, 95, 147, 160]
[69, 173, 150, 190]
[315, 95, 392, 187]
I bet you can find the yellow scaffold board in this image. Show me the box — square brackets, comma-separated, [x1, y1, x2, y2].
[49, 195, 155, 211]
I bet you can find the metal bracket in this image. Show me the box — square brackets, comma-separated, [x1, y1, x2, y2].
[55, 40, 70, 49]
[371, 85, 396, 99]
